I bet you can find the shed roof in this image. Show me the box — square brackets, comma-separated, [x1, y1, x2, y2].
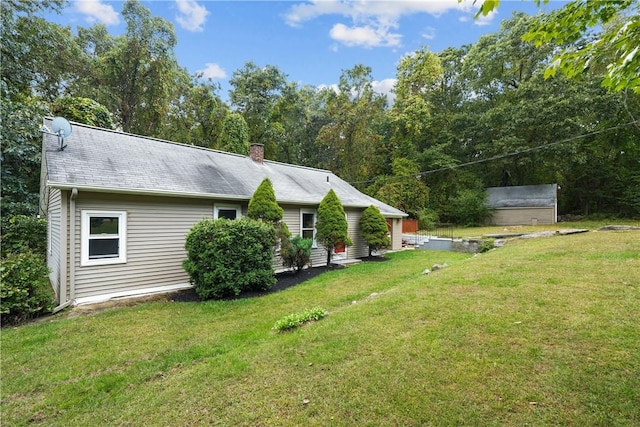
[487, 184, 557, 208]
[42, 119, 406, 217]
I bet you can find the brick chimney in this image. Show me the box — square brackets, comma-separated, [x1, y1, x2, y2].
[250, 143, 264, 163]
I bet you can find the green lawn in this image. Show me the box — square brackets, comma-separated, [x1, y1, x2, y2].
[2, 229, 639, 426]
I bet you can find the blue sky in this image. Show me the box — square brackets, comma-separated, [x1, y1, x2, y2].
[45, 0, 566, 100]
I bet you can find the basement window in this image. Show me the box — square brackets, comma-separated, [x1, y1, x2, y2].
[81, 211, 127, 266]
[214, 204, 241, 220]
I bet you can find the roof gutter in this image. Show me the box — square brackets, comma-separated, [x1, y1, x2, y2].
[46, 181, 407, 217]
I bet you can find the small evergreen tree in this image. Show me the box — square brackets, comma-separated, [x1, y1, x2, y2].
[359, 205, 390, 257]
[315, 189, 352, 266]
[247, 178, 283, 223]
[280, 235, 313, 272]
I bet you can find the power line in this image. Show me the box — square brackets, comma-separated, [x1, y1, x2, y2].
[350, 120, 638, 186]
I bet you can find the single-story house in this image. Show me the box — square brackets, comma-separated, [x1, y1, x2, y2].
[39, 119, 406, 307]
[486, 184, 558, 226]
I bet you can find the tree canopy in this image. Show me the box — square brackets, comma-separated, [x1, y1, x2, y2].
[473, 0, 640, 93]
[3, 0, 639, 221]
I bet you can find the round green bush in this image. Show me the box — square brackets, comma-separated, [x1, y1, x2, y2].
[183, 218, 277, 300]
[1, 251, 54, 324]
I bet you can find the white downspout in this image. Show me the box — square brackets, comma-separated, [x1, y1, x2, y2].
[69, 188, 78, 301]
[53, 188, 78, 313]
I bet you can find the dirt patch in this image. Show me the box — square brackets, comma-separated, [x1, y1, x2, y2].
[170, 265, 343, 302]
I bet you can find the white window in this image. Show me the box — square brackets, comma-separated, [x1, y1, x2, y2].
[214, 204, 241, 220]
[301, 210, 317, 247]
[81, 211, 127, 266]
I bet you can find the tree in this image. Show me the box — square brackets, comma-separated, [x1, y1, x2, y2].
[315, 189, 352, 266]
[372, 158, 430, 219]
[51, 97, 113, 128]
[359, 205, 390, 257]
[247, 178, 284, 223]
[0, 97, 48, 216]
[316, 65, 387, 185]
[160, 76, 227, 148]
[472, 0, 640, 93]
[218, 112, 250, 154]
[0, 0, 76, 101]
[229, 62, 287, 158]
[97, 0, 184, 135]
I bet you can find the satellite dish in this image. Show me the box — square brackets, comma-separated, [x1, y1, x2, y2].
[52, 117, 72, 137]
[51, 117, 72, 151]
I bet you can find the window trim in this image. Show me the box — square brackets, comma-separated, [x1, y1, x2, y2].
[214, 203, 242, 220]
[81, 210, 127, 267]
[300, 209, 317, 248]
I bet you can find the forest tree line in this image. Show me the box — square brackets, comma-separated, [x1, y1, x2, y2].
[2, 0, 639, 223]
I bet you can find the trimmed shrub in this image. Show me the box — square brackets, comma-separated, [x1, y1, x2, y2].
[359, 205, 390, 257]
[1, 215, 47, 257]
[247, 178, 284, 223]
[183, 218, 276, 300]
[281, 235, 313, 272]
[316, 189, 352, 265]
[1, 251, 54, 324]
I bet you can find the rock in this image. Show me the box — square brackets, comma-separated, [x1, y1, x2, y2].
[422, 269, 430, 275]
[557, 228, 589, 235]
[302, 398, 310, 405]
[598, 225, 640, 231]
[520, 231, 555, 239]
[494, 239, 507, 247]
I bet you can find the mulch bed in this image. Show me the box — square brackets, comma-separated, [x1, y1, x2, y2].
[169, 255, 389, 302]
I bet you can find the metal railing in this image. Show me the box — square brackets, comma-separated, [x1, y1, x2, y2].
[423, 223, 455, 239]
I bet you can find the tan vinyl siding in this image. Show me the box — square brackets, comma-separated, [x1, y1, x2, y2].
[490, 207, 556, 226]
[271, 206, 301, 270]
[47, 189, 62, 298]
[390, 218, 403, 250]
[346, 209, 368, 258]
[72, 193, 214, 300]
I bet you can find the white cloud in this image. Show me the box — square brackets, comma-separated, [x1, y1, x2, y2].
[176, 0, 209, 32]
[421, 26, 436, 40]
[285, 0, 479, 49]
[473, 9, 497, 26]
[197, 63, 227, 79]
[372, 78, 397, 104]
[330, 23, 401, 48]
[74, 0, 119, 25]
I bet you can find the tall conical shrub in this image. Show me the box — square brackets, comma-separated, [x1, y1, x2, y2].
[359, 205, 390, 257]
[315, 189, 352, 266]
[247, 178, 284, 223]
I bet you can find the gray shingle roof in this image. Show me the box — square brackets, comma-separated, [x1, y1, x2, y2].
[487, 184, 557, 208]
[42, 120, 406, 217]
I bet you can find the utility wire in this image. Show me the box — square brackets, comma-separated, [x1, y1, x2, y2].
[350, 120, 639, 186]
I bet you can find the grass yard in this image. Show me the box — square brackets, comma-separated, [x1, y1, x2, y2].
[2, 228, 639, 426]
